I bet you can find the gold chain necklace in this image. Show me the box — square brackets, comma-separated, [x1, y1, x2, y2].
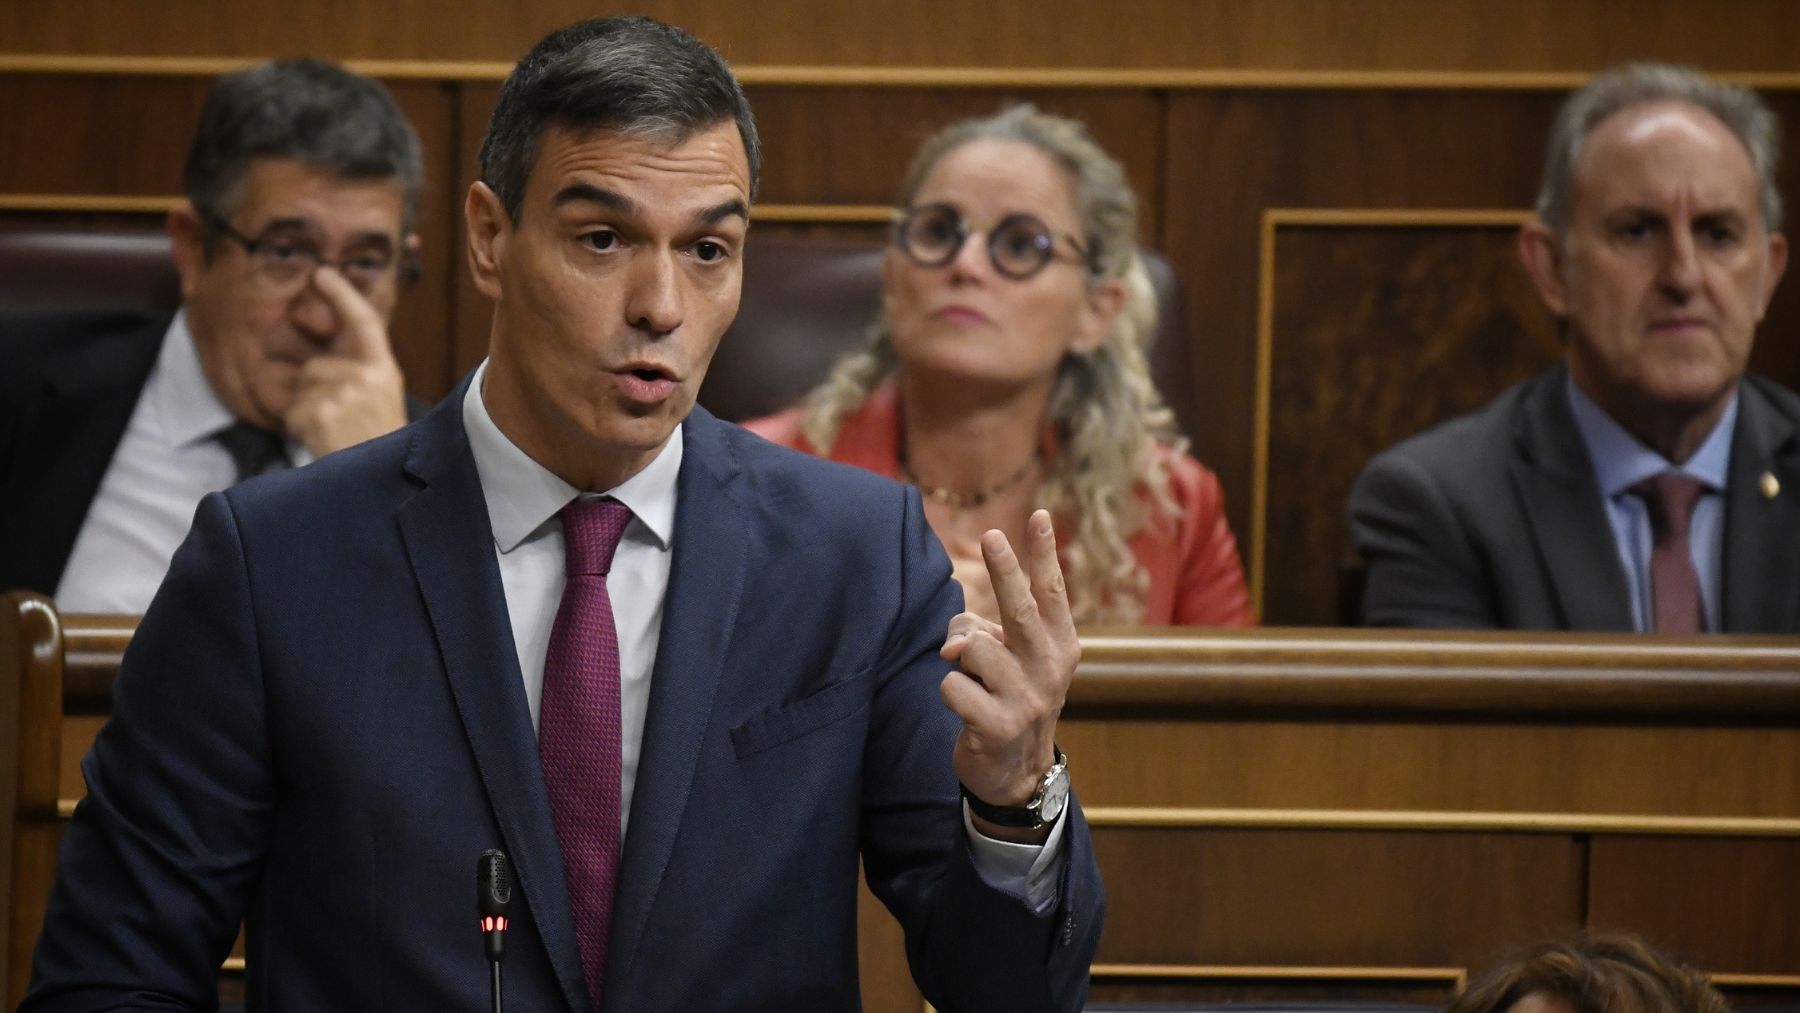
[900, 452, 1038, 509]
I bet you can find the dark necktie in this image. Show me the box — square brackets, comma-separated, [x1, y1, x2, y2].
[540, 497, 632, 1007]
[214, 420, 288, 484]
[1630, 473, 1707, 633]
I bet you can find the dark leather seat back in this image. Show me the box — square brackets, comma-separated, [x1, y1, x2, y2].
[0, 225, 1198, 435]
[702, 234, 1197, 430]
[0, 227, 180, 316]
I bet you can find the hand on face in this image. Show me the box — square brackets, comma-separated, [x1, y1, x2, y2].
[283, 264, 409, 457]
[938, 509, 1079, 843]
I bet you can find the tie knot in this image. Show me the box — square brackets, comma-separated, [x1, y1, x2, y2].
[561, 497, 632, 577]
[214, 420, 288, 484]
[1632, 473, 1707, 540]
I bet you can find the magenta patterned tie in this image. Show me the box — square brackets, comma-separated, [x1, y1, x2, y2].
[1631, 473, 1707, 633]
[540, 496, 632, 1007]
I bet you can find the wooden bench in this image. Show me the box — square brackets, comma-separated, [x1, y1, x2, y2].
[8, 593, 1800, 1011]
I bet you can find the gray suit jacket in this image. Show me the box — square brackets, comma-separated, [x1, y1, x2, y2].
[1349, 365, 1800, 631]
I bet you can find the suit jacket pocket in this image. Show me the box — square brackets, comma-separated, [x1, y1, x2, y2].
[731, 668, 875, 759]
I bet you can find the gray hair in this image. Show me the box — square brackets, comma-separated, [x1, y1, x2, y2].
[1537, 62, 1783, 232]
[185, 58, 424, 237]
[478, 16, 761, 220]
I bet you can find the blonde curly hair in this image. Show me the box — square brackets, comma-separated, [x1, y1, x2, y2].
[798, 103, 1187, 624]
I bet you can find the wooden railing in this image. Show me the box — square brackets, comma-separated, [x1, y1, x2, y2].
[7, 595, 1800, 1011]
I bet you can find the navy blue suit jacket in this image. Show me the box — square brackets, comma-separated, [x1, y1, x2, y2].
[25, 380, 1104, 1011]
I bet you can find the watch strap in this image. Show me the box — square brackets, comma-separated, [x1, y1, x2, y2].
[958, 747, 1068, 829]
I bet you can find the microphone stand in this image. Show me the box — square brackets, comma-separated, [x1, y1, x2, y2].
[477, 849, 513, 1013]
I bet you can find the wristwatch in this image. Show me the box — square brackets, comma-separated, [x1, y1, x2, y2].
[961, 747, 1070, 830]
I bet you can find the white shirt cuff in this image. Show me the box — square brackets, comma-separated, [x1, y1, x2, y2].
[961, 800, 1067, 916]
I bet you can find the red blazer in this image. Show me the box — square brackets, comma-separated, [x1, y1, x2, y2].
[745, 382, 1255, 627]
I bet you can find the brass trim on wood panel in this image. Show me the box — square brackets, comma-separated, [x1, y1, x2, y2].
[1710, 973, 1800, 988]
[1086, 806, 1800, 836]
[10, 55, 1800, 91]
[54, 799, 1800, 834]
[0, 192, 884, 226]
[1250, 208, 1533, 620]
[0, 194, 176, 213]
[1250, 211, 1277, 617]
[1091, 963, 1467, 986]
[753, 204, 893, 224]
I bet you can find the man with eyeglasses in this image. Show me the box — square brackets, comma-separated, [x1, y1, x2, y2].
[0, 58, 422, 612]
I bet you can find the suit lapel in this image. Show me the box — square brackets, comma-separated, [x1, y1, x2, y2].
[603, 408, 750, 1010]
[1720, 379, 1800, 632]
[1508, 369, 1637, 630]
[394, 383, 593, 1013]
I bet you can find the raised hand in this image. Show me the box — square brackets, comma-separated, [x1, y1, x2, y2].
[938, 509, 1079, 843]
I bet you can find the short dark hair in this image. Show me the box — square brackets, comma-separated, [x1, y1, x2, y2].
[184, 58, 425, 235]
[478, 15, 761, 220]
[1448, 933, 1728, 1013]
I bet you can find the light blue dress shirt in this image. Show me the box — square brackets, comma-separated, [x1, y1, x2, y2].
[1566, 378, 1735, 632]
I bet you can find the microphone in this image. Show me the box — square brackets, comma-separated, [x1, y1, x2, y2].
[477, 849, 512, 1013]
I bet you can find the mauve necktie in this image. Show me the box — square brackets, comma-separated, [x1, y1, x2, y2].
[540, 496, 632, 1007]
[213, 420, 288, 484]
[1631, 473, 1708, 633]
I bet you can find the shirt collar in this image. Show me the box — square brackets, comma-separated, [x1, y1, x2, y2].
[1566, 374, 1737, 498]
[152, 310, 238, 450]
[462, 359, 681, 553]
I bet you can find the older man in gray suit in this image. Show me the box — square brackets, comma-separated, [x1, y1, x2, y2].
[1350, 63, 1800, 632]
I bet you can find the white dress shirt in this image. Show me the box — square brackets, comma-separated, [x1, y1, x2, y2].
[56, 312, 306, 614]
[460, 361, 1062, 910]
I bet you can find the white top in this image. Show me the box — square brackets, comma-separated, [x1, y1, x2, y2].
[56, 313, 306, 613]
[459, 361, 1062, 911]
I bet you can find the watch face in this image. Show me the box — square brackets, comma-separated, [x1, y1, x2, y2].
[1038, 768, 1070, 825]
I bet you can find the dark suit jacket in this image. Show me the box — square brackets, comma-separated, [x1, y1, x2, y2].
[0, 309, 430, 599]
[24, 381, 1104, 1012]
[0, 310, 168, 596]
[1349, 365, 1800, 631]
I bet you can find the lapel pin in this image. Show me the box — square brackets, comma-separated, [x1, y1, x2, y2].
[1761, 471, 1781, 500]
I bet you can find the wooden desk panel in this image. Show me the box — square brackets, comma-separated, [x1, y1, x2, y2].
[1093, 827, 1581, 966]
[15, 610, 1800, 1010]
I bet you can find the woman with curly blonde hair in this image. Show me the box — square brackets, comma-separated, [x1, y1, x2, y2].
[746, 104, 1250, 626]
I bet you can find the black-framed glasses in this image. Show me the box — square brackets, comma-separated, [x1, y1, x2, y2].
[200, 208, 411, 295]
[893, 202, 1093, 281]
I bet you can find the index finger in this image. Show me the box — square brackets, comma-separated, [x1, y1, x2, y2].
[309, 265, 395, 366]
[980, 528, 1049, 660]
[1023, 509, 1076, 644]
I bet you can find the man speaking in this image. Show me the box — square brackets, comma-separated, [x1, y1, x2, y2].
[24, 16, 1103, 1013]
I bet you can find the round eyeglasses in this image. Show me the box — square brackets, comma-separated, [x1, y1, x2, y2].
[893, 203, 1092, 281]
[200, 207, 409, 296]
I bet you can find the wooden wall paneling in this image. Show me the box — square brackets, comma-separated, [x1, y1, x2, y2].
[385, 80, 462, 402]
[1160, 89, 1564, 622]
[10, 1, 1800, 73]
[1058, 719, 1800, 818]
[1090, 827, 1582, 966]
[1744, 91, 1800, 393]
[0, 74, 208, 195]
[744, 86, 1166, 237]
[451, 82, 500, 383]
[1261, 216, 1561, 625]
[1587, 836, 1800, 975]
